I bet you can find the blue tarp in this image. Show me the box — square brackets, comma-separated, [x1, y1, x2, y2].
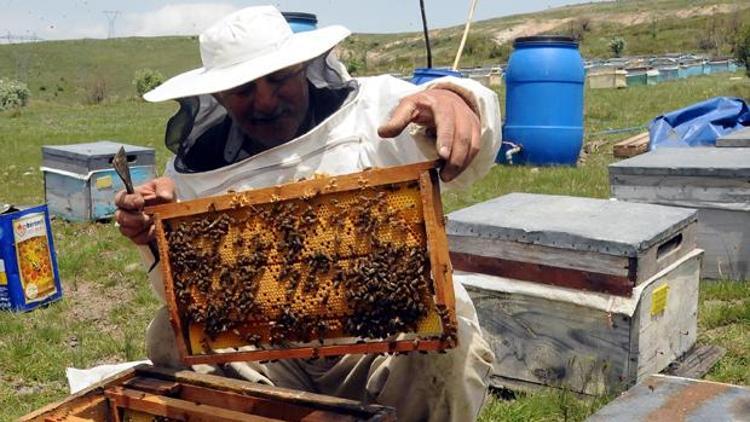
[649, 97, 750, 149]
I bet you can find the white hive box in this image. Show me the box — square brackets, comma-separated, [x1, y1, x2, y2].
[447, 193, 702, 395]
[41, 141, 156, 221]
[610, 147, 750, 280]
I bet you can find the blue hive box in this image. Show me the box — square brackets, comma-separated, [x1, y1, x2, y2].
[0, 204, 62, 311]
[41, 141, 156, 221]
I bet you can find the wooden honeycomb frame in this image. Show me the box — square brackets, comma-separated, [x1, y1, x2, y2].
[147, 161, 457, 365]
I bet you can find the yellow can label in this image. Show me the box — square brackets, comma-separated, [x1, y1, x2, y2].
[651, 284, 669, 316]
[13, 213, 57, 303]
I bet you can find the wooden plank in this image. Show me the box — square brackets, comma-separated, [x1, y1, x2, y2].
[663, 345, 726, 379]
[135, 365, 395, 420]
[181, 338, 445, 365]
[450, 251, 634, 296]
[613, 132, 649, 158]
[146, 161, 439, 219]
[123, 376, 182, 396]
[177, 383, 356, 422]
[20, 367, 138, 422]
[105, 386, 281, 422]
[448, 235, 631, 277]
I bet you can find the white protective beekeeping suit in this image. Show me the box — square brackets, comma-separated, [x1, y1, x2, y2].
[140, 53, 501, 422]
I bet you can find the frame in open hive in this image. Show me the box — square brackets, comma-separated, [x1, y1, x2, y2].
[147, 161, 457, 364]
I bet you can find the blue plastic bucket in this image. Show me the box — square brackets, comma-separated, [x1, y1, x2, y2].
[282, 12, 318, 33]
[499, 36, 585, 165]
[411, 67, 463, 85]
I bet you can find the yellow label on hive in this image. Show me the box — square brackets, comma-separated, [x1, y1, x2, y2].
[95, 175, 113, 189]
[0, 259, 6, 285]
[13, 213, 57, 303]
[651, 284, 669, 316]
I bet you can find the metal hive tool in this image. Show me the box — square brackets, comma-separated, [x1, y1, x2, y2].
[147, 161, 457, 364]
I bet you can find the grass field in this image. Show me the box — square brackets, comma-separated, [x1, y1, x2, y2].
[1, 71, 747, 421]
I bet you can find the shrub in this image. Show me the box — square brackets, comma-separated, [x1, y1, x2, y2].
[86, 78, 108, 105]
[735, 25, 750, 78]
[609, 37, 625, 58]
[133, 68, 165, 96]
[0, 79, 30, 111]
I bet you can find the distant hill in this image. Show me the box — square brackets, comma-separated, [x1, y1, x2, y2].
[1, 0, 747, 104]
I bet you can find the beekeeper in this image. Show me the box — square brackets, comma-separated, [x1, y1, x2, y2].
[115, 5, 499, 422]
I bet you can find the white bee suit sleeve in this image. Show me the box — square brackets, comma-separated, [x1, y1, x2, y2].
[141, 74, 499, 422]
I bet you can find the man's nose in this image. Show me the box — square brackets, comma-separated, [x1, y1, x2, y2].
[252, 79, 280, 114]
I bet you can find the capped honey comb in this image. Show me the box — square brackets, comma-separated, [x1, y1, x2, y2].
[148, 161, 457, 364]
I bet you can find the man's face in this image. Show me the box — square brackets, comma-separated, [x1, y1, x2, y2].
[215, 63, 309, 148]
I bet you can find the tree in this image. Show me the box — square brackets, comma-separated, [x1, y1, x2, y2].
[735, 25, 750, 78]
[609, 37, 625, 58]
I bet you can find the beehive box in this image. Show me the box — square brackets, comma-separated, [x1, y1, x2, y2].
[0, 204, 62, 312]
[716, 126, 750, 147]
[42, 141, 156, 221]
[588, 374, 750, 421]
[147, 161, 457, 364]
[446, 193, 702, 395]
[610, 147, 750, 280]
[21, 364, 396, 421]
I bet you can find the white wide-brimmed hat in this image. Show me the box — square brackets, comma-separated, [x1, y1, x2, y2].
[143, 5, 350, 102]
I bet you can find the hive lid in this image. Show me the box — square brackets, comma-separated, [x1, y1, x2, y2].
[609, 147, 750, 178]
[42, 141, 155, 173]
[716, 126, 750, 147]
[446, 193, 697, 257]
[42, 141, 153, 158]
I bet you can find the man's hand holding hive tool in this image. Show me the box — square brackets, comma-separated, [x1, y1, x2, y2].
[114, 177, 176, 245]
[379, 88, 482, 183]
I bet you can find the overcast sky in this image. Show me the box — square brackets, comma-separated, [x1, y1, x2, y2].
[1, 0, 606, 41]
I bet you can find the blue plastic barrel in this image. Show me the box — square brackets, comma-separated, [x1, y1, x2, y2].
[411, 67, 463, 85]
[499, 36, 585, 165]
[282, 12, 318, 33]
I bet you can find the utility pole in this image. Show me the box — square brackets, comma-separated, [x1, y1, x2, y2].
[103, 10, 121, 39]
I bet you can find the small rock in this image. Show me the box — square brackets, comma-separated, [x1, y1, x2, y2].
[23, 171, 33, 176]
[8, 165, 16, 171]
[67, 335, 79, 348]
[530, 167, 540, 174]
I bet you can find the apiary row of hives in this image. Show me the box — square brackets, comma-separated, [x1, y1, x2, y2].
[149, 162, 457, 364]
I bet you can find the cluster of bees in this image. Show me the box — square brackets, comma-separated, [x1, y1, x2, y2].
[165, 180, 455, 354]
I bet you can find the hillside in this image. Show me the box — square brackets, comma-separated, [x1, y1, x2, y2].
[1, 0, 747, 103]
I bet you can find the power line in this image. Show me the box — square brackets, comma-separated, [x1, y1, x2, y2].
[1, 31, 44, 44]
[103, 10, 121, 39]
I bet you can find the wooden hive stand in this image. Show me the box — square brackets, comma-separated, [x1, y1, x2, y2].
[147, 161, 458, 365]
[21, 364, 396, 421]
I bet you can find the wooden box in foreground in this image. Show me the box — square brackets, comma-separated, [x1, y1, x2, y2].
[610, 147, 750, 280]
[148, 162, 457, 365]
[446, 193, 702, 395]
[21, 364, 395, 421]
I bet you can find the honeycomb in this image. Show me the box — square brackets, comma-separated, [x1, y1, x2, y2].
[152, 164, 456, 361]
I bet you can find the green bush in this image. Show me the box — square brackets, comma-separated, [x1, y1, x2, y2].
[132, 68, 165, 96]
[609, 37, 626, 58]
[0, 79, 30, 111]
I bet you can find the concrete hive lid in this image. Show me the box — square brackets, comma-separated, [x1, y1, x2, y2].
[609, 147, 750, 178]
[446, 193, 697, 257]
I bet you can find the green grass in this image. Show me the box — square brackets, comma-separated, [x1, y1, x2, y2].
[0, 38, 749, 422]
